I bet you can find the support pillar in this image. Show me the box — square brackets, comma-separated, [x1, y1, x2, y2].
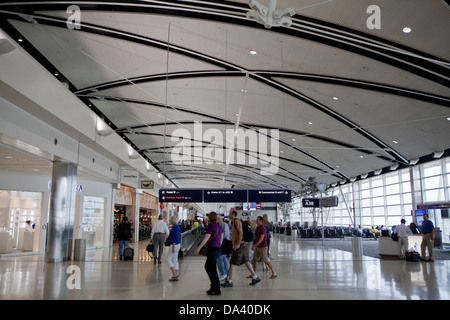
[45, 161, 77, 263]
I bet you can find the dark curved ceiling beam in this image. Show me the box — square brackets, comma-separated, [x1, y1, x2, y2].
[117, 120, 393, 161]
[76, 70, 450, 107]
[0, 10, 430, 166]
[1, 1, 448, 85]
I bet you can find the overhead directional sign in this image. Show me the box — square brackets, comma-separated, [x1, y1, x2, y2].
[203, 189, 247, 203]
[302, 198, 320, 208]
[248, 189, 291, 203]
[302, 196, 339, 208]
[159, 188, 292, 203]
[159, 189, 203, 203]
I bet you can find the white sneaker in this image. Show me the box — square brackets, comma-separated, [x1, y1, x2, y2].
[219, 275, 227, 281]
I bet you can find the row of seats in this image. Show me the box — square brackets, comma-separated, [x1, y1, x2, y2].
[275, 226, 379, 240]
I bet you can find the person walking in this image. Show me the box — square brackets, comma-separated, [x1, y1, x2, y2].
[420, 213, 435, 262]
[252, 216, 277, 278]
[195, 211, 223, 296]
[393, 219, 412, 259]
[217, 215, 230, 281]
[263, 214, 273, 257]
[117, 216, 132, 260]
[222, 210, 260, 288]
[151, 214, 169, 264]
[167, 215, 181, 281]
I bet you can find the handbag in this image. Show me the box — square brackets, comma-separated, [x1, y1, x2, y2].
[164, 237, 170, 246]
[391, 232, 399, 242]
[198, 227, 219, 256]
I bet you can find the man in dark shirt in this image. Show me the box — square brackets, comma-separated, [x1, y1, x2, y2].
[420, 214, 435, 262]
[117, 216, 132, 260]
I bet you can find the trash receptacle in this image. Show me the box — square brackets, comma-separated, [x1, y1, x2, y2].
[73, 238, 86, 261]
[352, 237, 363, 258]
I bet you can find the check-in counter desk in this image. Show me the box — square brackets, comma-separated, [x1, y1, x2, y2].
[378, 235, 423, 257]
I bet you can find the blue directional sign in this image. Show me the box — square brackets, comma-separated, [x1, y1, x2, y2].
[248, 189, 291, 203]
[203, 189, 247, 203]
[159, 189, 203, 203]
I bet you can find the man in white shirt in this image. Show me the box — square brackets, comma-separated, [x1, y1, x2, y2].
[151, 215, 170, 264]
[393, 219, 413, 259]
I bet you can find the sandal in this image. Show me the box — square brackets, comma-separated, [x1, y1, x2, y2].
[169, 276, 179, 281]
[270, 274, 277, 279]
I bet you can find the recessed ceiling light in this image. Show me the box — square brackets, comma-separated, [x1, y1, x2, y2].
[18, 37, 23, 42]
[292, 138, 296, 142]
[360, 155, 364, 159]
[403, 27, 412, 34]
[308, 121, 313, 125]
[393, 140, 398, 144]
[447, 117, 450, 121]
[5, 156, 13, 159]
[250, 50, 258, 55]
[333, 96, 339, 101]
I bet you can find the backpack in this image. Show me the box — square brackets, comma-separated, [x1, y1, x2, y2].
[242, 220, 254, 243]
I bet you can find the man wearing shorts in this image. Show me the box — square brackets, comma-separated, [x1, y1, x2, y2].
[222, 210, 261, 287]
[252, 216, 277, 279]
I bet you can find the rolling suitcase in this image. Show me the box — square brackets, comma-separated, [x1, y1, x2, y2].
[123, 246, 134, 261]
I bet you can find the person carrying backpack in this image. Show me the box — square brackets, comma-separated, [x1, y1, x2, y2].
[221, 211, 260, 288]
[117, 216, 132, 260]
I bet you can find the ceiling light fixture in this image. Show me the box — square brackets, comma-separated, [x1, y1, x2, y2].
[333, 96, 339, 101]
[250, 50, 258, 55]
[128, 153, 140, 160]
[393, 140, 398, 144]
[97, 129, 113, 137]
[403, 27, 412, 33]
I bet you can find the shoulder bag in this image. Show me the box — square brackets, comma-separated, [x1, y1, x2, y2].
[199, 226, 219, 256]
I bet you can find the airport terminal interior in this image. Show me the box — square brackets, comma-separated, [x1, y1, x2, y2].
[0, 0, 449, 302]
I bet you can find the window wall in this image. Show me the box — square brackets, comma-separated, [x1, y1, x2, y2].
[290, 157, 450, 241]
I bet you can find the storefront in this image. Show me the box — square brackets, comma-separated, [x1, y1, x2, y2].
[0, 190, 43, 254]
[0, 168, 113, 255]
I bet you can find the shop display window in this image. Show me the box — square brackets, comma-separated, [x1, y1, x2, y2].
[81, 196, 106, 248]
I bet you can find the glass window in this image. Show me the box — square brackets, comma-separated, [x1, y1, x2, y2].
[372, 187, 384, 197]
[81, 196, 106, 248]
[361, 199, 371, 207]
[385, 172, 399, 185]
[373, 206, 385, 216]
[386, 194, 401, 205]
[401, 182, 411, 193]
[424, 189, 445, 202]
[402, 193, 412, 204]
[361, 180, 370, 190]
[423, 162, 442, 176]
[373, 217, 386, 226]
[423, 176, 444, 189]
[372, 196, 384, 206]
[361, 189, 370, 198]
[386, 184, 400, 195]
[372, 177, 383, 188]
[401, 170, 410, 182]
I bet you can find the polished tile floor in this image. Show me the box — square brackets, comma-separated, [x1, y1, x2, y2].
[0, 234, 448, 300]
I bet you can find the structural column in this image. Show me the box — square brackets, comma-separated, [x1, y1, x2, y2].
[45, 161, 78, 263]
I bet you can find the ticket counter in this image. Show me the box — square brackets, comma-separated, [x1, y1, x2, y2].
[378, 235, 423, 257]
